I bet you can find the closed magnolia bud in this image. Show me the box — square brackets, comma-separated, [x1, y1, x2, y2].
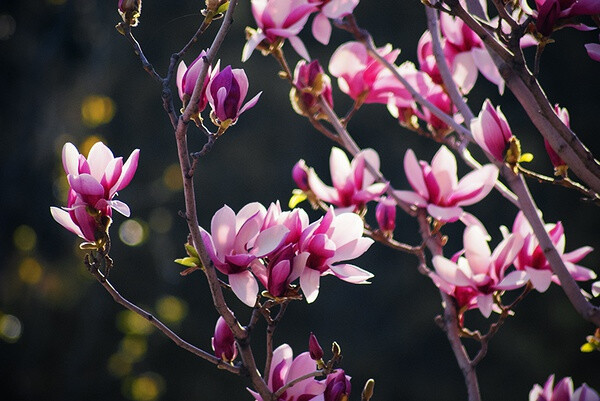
[292, 159, 310, 191]
[375, 197, 396, 235]
[118, 0, 142, 26]
[309, 332, 324, 361]
[290, 59, 333, 118]
[211, 316, 237, 363]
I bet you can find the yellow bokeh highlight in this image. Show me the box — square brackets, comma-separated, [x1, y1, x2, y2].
[156, 296, 188, 324]
[127, 373, 165, 401]
[119, 219, 148, 247]
[81, 135, 106, 157]
[81, 95, 116, 128]
[18, 257, 43, 285]
[107, 353, 133, 378]
[162, 164, 183, 191]
[116, 310, 154, 336]
[14, 225, 37, 252]
[0, 314, 22, 343]
[120, 336, 148, 362]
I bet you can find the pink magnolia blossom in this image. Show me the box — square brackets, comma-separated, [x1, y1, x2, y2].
[206, 65, 262, 128]
[200, 203, 289, 306]
[293, 159, 311, 191]
[323, 370, 351, 401]
[471, 99, 514, 162]
[51, 142, 139, 242]
[297, 208, 374, 303]
[530, 375, 600, 401]
[248, 344, 326, 401]
[242, 0, 318, 61]
[432, 225, 526, 317]
[394, 146, 498, 222]
[176, 50, 217, 112]
[503, 211, 597, 292]
[310, 0, 359, 44]
[375, 196, 396, 235]
[328, 41, 402, 104]
[211, 316, 237, 363]
[306, 147, 388, 211]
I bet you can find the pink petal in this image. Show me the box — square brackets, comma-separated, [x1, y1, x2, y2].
[563, 246, 594, 263]
[431, 146, 458, 200]
[300, 268, 321, 303]
[312, 12, 331, 45]
[329, 237, 374, 263]
[269, 343, 293, 389]
[359, 148, 380, 187]
[307, 169, 338, 204]
[329, 263, 374, 284]
[585, 43, 600, 62]
[229, 270, 259, 307]
[471, 47, 505, 94]
[496, 270, 528, 290]
[427, 204, 464, 222]
[432, 255, 473, 286]
[288, 35, 310, 61]
[50, 206, 84, 239]
[290, 252, 309, 282]
[353, 183, 388, 202]
[525, 266, 553, 292]
[564, 262, 597, 282]
[329, 212, 364, 246]
[87, 142, 115, 181]
[62, 142, 80, 175]
[211, 205, 237, 257]
[322, 0, 359, 18]
[477, 293, 494, 317]
[393, 190, 428, 207]
[68, 174, 104, 197]
[253, 225, 290, 257]
[115, 149, 140, 192]
[451, 164, 498, 206]
[176, 61, 187, 100]
[236, 202, 266, 231]
[106, 200, 130, 217]
[452, 52, 478, 94]
[403, 149, 429, 199]
[464, 225, 492, 275]
[285, 353, 318, 395]
[238, 92, 262, 116]
[329, 147, 352, 192]
[242, 31, 267, 62]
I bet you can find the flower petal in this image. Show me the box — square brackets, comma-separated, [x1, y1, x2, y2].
[300, 268, 321, 303]
[329, 263, 374, 284]
[229, 270, 259, 307]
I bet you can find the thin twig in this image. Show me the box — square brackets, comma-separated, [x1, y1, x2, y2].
[518, 166, 600, 203]
[272, 370, 326, 399]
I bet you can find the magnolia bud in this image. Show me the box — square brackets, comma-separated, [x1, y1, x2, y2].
[325, 370, 351, 401]
[375, 197, 396, 236]
[361, 379, 375, 401]
[290, 59, 333, 118]
[118, 0, 142, 26]
[292, 160, 310, 191]
[309, 332, 324, 361]
[211, 316, 237, 363]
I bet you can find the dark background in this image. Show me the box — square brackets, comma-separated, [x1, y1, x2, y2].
[1, 0, 599, 400]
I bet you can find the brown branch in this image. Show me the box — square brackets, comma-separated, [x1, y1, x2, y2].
[88, 265, 240, 375]
[518, 166, 600, 203]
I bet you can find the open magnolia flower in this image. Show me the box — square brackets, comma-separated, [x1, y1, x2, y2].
[503, 211, 597, 292]
[530, 375, 600, 401]
[306, 147, 388, 211]
[395, 145, 498, 223]
[176, 49, 218, 112]
[51, 142, 139, 243]
[432, 225, 526, 317]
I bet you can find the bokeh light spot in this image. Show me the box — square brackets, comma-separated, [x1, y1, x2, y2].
[0, 314, 22, 343]
[148, 208, 173, 234]
[162, 164, 183, 191]
[81, 95, 116, 127]
[127, 373, 165, 401]
[119, 219, 148, 247]
[117, 310, 153, 336]
[18, 257, 43, 285]
[156, 296, 187, 324]
[120, 336, 148, 361]
[107, 353, 132, 378]
[13, 225, 37, 251]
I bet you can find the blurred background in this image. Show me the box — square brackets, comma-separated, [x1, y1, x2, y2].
[1, 0, 599, 400]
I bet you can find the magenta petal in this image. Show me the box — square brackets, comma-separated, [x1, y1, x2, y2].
[69, 174, 105, 197]
[585, 42, 600, 62]
[238, 92, 262, 116]
[300, 268, 321, 303]
[115, 149, 140, 192]
[50, 206, 85, 239]
[229, 270, 259, 307]
[404, 149, 430, 199]
[312, 12, 331, 45]
[106, 200, 130, 217]
[563, 246, 593, 263]
[329, 263, 374, 284]
[427, 204, 464, 222]
[288, 35, 311, 61]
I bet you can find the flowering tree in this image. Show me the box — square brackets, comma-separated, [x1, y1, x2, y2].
[45, 0, 600, 400]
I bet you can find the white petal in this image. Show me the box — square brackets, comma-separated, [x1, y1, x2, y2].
[229, 271, 259, 307]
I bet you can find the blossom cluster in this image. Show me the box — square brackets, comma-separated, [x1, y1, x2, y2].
[200, 201, 374, 306]
[530, 375, 599, 401]
[51, 142, 139, 245]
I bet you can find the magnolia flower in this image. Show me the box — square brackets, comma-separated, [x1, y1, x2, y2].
[248, 344, 326, 401]
[290, 59, 333, 118]
[242, 0, 318, 61]
[530, 375, 600, 401]
[471, 99, 514, 162]
[328, 41, 402, 104]
[206, 65, 262, 128]
[432, 225, 526, 317]
[310, 0, 359, 44]
[211, 316, 237, 363]
[176, 50, 217, 112]
[308, 332, 324, 361]
[504, 211, 596, 292]
[292, 159, 310, 191]
[394, 146, 498, 222]
[297, 208, 374, 303]
[306, 147, 388, 211]
[51, 142, 139, 243]
[200, 203, 289, 306]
